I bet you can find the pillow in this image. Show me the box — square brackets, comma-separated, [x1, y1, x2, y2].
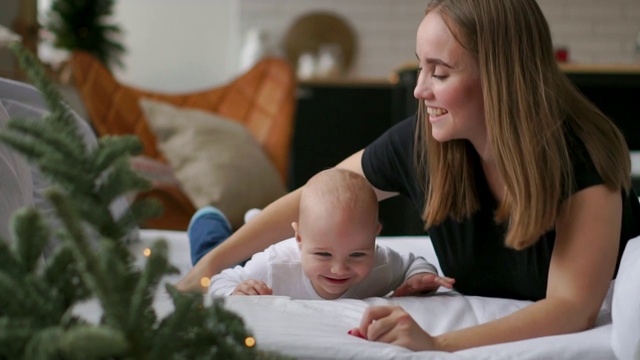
[129, 155, 181, 187]
[611, 235, 640, 360]
[139, 98, 287, 229]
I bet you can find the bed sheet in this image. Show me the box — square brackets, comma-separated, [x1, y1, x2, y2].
[132, 230, 615, 360]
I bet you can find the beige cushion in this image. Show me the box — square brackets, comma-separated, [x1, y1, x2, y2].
[139, 98, 287, 229]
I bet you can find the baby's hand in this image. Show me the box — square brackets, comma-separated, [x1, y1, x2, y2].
[232, 279, 273, 296]
[391, 273, 455, 297]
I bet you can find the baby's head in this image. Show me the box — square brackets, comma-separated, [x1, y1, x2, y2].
[292, 168, 381, 299]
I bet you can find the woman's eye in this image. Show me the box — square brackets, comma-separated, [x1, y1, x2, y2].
[431, 73, 447, 80]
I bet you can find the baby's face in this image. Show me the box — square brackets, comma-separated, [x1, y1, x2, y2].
[296, 210, 377, 300]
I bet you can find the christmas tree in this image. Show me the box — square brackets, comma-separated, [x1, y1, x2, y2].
[45, 0, 125, 69]
[0, 42, 289, 360]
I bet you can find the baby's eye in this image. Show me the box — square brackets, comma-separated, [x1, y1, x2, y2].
[350, 253, 366, 258]
[314, 252, 331, 257]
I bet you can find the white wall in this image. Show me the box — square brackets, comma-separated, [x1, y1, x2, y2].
[113, 0, 239, 92]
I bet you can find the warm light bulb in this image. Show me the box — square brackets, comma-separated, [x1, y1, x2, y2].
[200, 277, 210, 288]
[244, 336, 256, 348]
[143, 248, 151, 257]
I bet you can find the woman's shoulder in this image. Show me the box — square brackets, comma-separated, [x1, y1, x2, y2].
[389, 115, 418, 138]
[564, 127, 604, 191]
[362, 114, 423, 197]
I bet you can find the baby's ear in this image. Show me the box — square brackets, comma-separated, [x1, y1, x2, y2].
[292, 222, 302, 245]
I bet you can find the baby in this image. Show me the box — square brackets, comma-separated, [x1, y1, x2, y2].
[188, 168, 454, 299]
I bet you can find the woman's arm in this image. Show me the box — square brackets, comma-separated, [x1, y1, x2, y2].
[175, 149, 397, 293]
[355, 184, 622, 351]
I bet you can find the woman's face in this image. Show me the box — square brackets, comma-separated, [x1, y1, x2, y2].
[414, 11, 486, 150]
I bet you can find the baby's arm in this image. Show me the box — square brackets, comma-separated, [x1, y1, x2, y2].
[388, 249, 455, 296]
[397, 271, 456, 296]
[231, 279, 273, 296]
[208, 250, 272, 296]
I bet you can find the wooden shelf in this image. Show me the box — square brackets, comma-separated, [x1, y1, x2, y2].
[299, 63, 640, 86]
[559, 63, 640, 74]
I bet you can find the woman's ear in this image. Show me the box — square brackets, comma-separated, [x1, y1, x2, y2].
[376, 222, 382, 236]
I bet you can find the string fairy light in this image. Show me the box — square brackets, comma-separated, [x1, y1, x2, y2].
[244, 336, 256, 348]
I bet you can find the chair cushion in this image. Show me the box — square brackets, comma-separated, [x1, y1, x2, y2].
[139, 98, 286, 229]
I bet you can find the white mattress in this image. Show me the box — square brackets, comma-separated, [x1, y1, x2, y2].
[129, 230, 616, 360]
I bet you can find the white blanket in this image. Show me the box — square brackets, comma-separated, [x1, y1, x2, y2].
[132, 230, 616, 360]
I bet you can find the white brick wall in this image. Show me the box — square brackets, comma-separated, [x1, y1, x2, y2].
[539, 0, 640, 64]
[240, 0, 640, 79]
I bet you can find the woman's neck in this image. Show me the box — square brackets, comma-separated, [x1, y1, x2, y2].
[480, 156, 505, 203]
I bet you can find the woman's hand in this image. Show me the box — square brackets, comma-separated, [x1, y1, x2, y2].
[232, 279, 273, 296]
[392, 273, 455, 297]
[348, 305, 438, 351]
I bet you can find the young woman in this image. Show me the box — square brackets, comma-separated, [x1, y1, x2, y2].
[177, 0, 640, 352]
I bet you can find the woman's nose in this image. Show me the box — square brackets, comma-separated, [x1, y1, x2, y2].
[414, 73, 433, 100]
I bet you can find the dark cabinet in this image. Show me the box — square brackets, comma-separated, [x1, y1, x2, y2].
[288, 82, 394, 190]
[287, 81, 425, 236]
[563, 70, 640, 150]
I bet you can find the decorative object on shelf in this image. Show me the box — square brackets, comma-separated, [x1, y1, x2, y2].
[296, 51, 316, 79]
[295, 44, 343, 80]
[238, 27, 270, 74]
[315, 43, 343, 78]
[554, 46, 569, 63]
[45, 0, 125, 70]
[0, 42, 289, 360]
[284, 11, 357, 79]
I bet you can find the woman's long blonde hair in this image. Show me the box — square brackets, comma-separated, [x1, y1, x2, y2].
[416, 0, 631, 249]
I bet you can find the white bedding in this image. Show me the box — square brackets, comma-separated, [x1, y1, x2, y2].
[131, 229, 618, 360]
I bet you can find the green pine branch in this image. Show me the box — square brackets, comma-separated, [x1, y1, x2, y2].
[0, 209, 89, 359]
[46, 0, 126, 69]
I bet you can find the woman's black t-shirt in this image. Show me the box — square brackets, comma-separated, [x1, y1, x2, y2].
[362, 115, 640, 301]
